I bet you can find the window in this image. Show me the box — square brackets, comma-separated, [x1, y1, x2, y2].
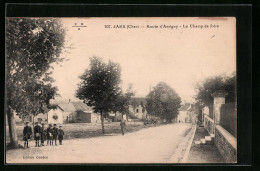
[136, 109, 139, 113]
[38, 118, 42, 122]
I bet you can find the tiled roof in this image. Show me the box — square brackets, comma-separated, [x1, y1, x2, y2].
[52, 101, 92, 112]
[72, 102, 92, 112]
[131, 98, 147, 105]
[58, 102, 77, 112]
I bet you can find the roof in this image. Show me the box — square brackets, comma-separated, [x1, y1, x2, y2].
[188, 104, 196, 111]
[58, 102, 77, 112]
[131, 98, 147, 105]
[72, 102, 92, 112]
[51, 101, 93, 113]
[179, 103, 191, 111]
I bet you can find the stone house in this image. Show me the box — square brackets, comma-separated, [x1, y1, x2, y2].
[129, 98, 147, 119]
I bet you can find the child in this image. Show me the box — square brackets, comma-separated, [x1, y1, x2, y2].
[34, 122, 41, 147]
[40, 123, 47, 146]
[53, 124, 58, 146]
[47, 124, 53, 146]
[58, 125, 64, 145]
[23, 121, 32, 148]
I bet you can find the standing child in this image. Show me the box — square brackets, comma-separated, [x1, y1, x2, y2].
[40, 123, 47, 146]
[34, 122, 41, 147]
[47, 124, 53, 146]
[53, 124, 58, 146]
[58, 125, 64, 145]
[23, 121, 32, 148]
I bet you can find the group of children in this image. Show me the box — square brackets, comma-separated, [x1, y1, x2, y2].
[23, 121, 65, 148]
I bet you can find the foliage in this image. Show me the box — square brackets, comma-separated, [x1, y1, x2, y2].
[130, 99, 139, 110]
[146, 82, 181, 123]
[112, 84, 135, 116]
[6, 18, 66, 147]
[6, 18, 66, 116]
[195, 73, 236, 106]
[76, 57, 122, 133]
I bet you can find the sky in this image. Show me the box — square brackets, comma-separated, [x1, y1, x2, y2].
[51, 17, 236, 103]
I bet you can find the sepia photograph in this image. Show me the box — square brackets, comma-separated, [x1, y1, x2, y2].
[5, 17, 237, 164]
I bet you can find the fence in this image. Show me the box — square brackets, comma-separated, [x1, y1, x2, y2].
[220, 102, 237, 137]
[204, 115, 215, 134]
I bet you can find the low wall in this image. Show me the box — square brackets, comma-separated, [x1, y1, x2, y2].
[215, 125, 237, 163]
[204, 115, 215, 134]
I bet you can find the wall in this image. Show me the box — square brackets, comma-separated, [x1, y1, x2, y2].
[215, 125, 237, 163]
[91, 113, 101, 123]
[204, 115, 215, 134]
[220, 102, 237, 137]
[75, 111, 91, 123]
[47, 109, 63, 124]
[129, 105, 146, 119]
[34, 113, 48, 124]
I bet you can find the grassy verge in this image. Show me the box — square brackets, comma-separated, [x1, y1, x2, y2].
[6, 121, 165, 143]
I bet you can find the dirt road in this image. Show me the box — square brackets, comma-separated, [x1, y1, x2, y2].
[6, 123, 193, 164]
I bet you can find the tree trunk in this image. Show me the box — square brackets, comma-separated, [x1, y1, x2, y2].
[32, 115, 34, 130]
[7, 109, 19, 148]
[114, 112, 117, 122]
[101, 113, 105, 134]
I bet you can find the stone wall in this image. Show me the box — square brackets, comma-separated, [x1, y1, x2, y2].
[204, 115, 215, 134]
[215, 125, 237, 163]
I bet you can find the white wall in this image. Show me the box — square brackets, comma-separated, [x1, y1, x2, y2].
[129, 105, 146, 119]
[178, 111, 187, 122]
[47, 109, 63, 124]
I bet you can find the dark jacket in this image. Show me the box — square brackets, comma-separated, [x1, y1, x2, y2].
[120, 121, 126, 127]
[23, 126, 32, 141]
[41, 127, 47, 135]
[41, 127, 47, 140]
[53, 127, 58, 135]
[34, 125, 42, 134]
[47, 127, 53, 138]
[23, 126, 32, 136]
[58, 129, 64, 140]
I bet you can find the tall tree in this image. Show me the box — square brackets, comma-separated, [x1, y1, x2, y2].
[76, 57, 122, 134]
[195, 73, 236, 106]
[6, 18, 66, 148]
[146, 82, 181, 123]
[112, 85, 135, 119]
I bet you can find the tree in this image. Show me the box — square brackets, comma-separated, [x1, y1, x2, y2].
[146, 82, 182, 123]
[111, 85, 135, 120]
[130, 99, 139, 113]
[195, 73, 236, 107]
[6, 18, 66, 148]
[76, 57, 122, 134]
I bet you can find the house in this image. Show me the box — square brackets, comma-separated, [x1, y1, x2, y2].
[34, 101, 100, 124]
[34, 105, 64, 124]
[178, 103, 198, 123]
[129, 98, 147, 119]
[108, 97, 147, 121]
[178, 103, 190, 123]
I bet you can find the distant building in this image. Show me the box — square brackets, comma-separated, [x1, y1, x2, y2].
[108, 97, 147, 121]
[34, 101, 100, 124]
[178, 103, 198, 123]
[129, 98, 147, 119]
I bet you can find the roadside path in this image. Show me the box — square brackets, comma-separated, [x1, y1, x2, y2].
[6, 123, 193, 164]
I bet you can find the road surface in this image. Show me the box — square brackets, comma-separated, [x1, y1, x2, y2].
[6, 123, 193, 164]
